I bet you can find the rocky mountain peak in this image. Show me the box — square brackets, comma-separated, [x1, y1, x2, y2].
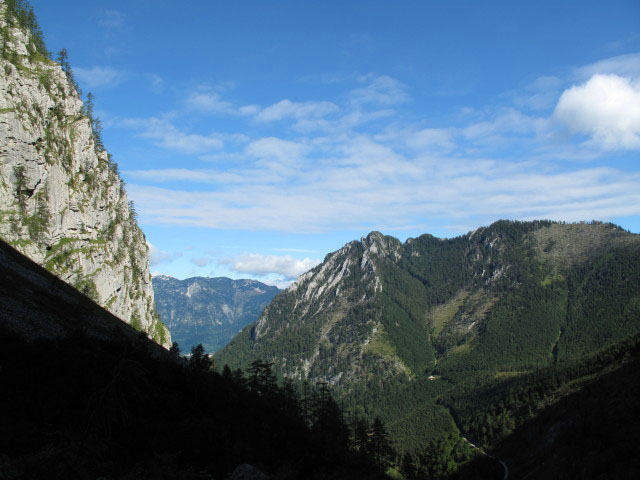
[361, 230, 402, 259]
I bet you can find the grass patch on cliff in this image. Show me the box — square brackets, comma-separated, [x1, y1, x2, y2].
[104, 295, 117, 310]
[152, 318, 169, 346]
[364, 326, 398, 360]
[428, 290, 468, 337]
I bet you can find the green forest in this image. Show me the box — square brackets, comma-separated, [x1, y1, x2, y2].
[2, 1, 640, 476]
[217, 220, 640, 477]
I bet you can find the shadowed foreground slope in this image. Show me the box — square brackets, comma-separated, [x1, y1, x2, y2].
[0, 238, 385, 479]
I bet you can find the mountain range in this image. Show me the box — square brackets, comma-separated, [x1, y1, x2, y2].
[2, 0, 640, 477]
[153, 275, 280, 353]
[217, 220, 640, 460]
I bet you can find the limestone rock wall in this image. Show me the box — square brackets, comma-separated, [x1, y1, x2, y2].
[0, 3, 170, 347]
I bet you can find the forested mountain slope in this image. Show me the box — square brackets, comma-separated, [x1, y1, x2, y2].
[217, 220, 640, 460]
[450, 334, 640, 479]
[0, 237, 388, 479]
[153, 275, 280, 352]
[0, 0, 169, 346]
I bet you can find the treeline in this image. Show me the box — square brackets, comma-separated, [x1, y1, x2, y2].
[397, 433, 475, 480]
[558, 243, 640, 360]
[436, 222, 640, 381]
[453, 334, 640, 479]
[2, 0, 49, 59]
[0, 331, 390, 479]
[2, 0, 114, 167]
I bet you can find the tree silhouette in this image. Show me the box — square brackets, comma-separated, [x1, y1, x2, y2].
[247, 359, 277, 396]
[169, 341, 180, 355]
[369, 416, 393, 469]
[351, 415, 370, 453]
[189, 344, 213, 371]
[400, 452, 417, 479]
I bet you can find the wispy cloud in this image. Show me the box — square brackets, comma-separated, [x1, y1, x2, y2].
[245, 137, 309, 166]
[147, 242, 181, 266]
[186, 91, 236, 114]
[127, 153, 640, 234]
[405, 128, 457, 151]
[513, 76, 564, 111]
[146, 74, 165, 94]
[75, 66, 125, 88]
[183, 84, 258, 116]
[576, 53, 640, 80]
[220, 254, 321, 279]
[122, 116, 224, 154]
[122, 54, 640, 235]
[99, 10, 126, 30]
[254, 99, 339, 122]
[350, 75, 409, 106]
[191, 257, 213, 267]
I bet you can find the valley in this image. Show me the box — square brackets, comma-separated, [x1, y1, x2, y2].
[217, 220, 640, 473]
[1, 0, 639, 478]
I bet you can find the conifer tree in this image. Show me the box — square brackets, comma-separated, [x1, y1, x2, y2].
[189, 344, 213, 371]
[247, 359, 277, 396]
[369, 416, 393, 469]
[169, 341, 180, 355]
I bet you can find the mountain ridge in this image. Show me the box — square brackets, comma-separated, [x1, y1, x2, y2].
[217, 220, 640, 454]
[153, 274, 280, 352]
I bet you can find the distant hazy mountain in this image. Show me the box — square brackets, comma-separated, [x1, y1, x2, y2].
[153, 276, 280, 353]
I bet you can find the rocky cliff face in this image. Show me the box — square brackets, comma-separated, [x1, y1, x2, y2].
[153, 275, 280, 353]
[218, 232, 412, 386]
[217, 221, 640, 402]
[0, 1, 170, 347]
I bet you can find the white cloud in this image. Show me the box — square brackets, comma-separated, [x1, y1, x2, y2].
[463, 108, 546, 140]
[254, 99, 338, 122]
[184, 86, 259, 116]
[186, 91, 235, 114]
[119, 61, 640, 236]
[350, 75, 409, 106]
[239, 104, 260, 115]
[513, 76, 564, 111]
[577, 53, 640, 80]
[126, 150, 640, 234]
[123, 117, 224, 154]
[554, 74, 640, 149]
[245, 137, 309, 162]
[127, 168, 221, 183]
[147, 242, 180, 266]
[75, 66, 125, 88]
[406, 128, 456, 151]
[191, 257, 213, 267]
[220, 254, 321, 280]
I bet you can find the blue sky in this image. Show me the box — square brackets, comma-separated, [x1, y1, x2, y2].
[32, 0, 640, 287]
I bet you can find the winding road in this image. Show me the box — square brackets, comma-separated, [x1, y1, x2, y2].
[462, 436, 508, 480]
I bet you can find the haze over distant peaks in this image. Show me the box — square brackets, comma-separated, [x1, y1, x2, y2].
[153, 275, 280, 353]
